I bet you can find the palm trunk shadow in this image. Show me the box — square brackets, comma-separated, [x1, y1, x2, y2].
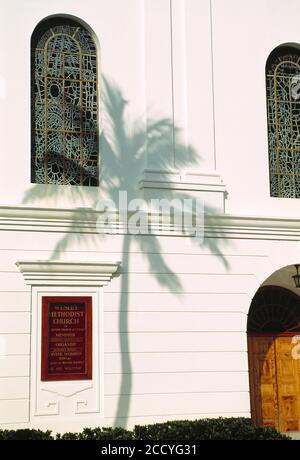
[114, 234, 132, 427]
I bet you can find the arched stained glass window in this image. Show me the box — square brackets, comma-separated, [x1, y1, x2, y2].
[266, 45, 300, 198]
[31, 17, 99, 186]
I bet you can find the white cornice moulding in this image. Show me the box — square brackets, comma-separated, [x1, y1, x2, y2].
[1, 205, 300, 240]
[15, 260, 121, 286]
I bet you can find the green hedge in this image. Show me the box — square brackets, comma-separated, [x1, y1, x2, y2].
[56, 427, 134, 440]
[0, 429, 53, 440]
[132, 418, 291, 441]
[0, 418, 291, 440]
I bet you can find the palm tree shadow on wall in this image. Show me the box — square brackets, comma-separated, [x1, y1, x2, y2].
[23, 77, 230, 427]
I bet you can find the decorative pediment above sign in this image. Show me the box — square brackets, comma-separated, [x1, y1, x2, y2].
[15, 260, 121, 286]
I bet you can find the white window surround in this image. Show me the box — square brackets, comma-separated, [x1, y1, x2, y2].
[15, 259, 120, 427]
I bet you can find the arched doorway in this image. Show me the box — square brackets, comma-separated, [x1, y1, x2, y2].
[248, 285, 300, 432]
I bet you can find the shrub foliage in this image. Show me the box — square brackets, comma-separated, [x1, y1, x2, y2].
[0, 418, 291, 441]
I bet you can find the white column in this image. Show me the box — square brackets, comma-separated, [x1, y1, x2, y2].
[143, 0, 174, 170]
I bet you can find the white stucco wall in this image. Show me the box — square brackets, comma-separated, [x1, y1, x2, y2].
[1, 0, 300, 432]
[0, 0, 147, 208]
[0, 218, 299, 431]
[1, 0, 300, 216]
[0, 0, 216, 209]
[212, 0, 300, 217]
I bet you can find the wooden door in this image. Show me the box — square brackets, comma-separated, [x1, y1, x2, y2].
[248, 335, 300, 432]
[275, 337, 299, 431]
[248, 336, 278, 427]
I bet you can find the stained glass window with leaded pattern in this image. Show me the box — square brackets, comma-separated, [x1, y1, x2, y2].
[266, 46, 300, 198]
[31, 17, 99, 186]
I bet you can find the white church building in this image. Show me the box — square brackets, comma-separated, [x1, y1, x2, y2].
[1, 0, 300, 433]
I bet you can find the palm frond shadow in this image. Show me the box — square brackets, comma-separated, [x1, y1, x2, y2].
[23, 76, 229, 426]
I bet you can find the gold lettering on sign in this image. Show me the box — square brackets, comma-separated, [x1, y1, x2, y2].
[41, 297, 92, 381]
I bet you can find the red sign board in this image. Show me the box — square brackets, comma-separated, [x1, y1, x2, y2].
[41, 296, 92, 381]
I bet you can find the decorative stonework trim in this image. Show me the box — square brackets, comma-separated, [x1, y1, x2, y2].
[41, 386, 93, 398]
[15, 260, 121, 286]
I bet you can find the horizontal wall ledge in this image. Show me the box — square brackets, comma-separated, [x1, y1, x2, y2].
[139, 169, 226, 191]
[0, 204, 300, 240]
